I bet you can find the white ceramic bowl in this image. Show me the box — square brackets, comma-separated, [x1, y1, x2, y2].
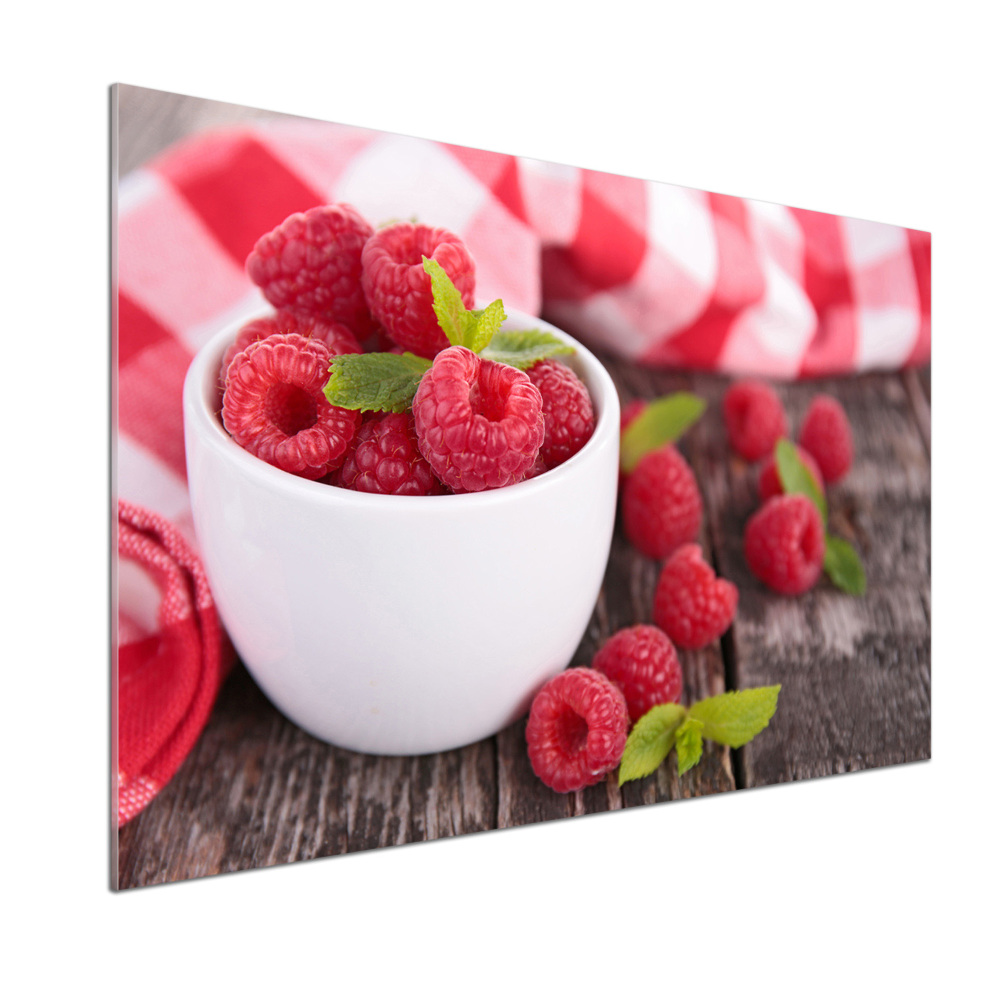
[182, 309, 620, 755]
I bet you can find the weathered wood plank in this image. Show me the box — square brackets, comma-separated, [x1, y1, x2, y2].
[903, 367, 931, 455]
[692, 371, 931, 787]
[117, 666, 497, 888]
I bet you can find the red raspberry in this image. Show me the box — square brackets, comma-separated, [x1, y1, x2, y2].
[591, 625, 682, 723]
[620, 398, 647, 433]
[653, 544, 738, 650]
[757, 444, 825, 502]
[411, 346, 544, 492]
[744, 494, 825, 595]
[622, 445, 703, 560]
[246, 204, 375, 338]
[525, 668, 629, 794]
[222, 333, 361, 480]
[521, 453, 548, 481]
[723, 380, 788, 461]
[526, 358, 595, 469]
[361, 222, 475, 358]
[799, 394, 853, 484]
[338, 412, 444, 496]
[219, 311, 362, 386]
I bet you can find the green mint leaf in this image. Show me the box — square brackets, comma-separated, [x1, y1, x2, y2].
[465, 298, 507, 354]
[480, 328, 576, 370]
[617, 703, 687, 785]
[774, 437, 827, 526]
[619, 393, 706, 474]
[688, 686, 781, 748]
[674, 717, 705, 775]
[324, 352, 432, 413]
[422, 256, 471, 348]
[823, 535, 867, 595]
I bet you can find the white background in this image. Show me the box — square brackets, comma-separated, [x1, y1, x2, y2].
[4, 1, 996, 996]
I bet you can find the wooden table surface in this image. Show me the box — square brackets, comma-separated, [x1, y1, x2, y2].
[114, 85, 931, 889]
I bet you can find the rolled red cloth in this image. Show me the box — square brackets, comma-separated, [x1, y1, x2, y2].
[115, 499, 229, 827]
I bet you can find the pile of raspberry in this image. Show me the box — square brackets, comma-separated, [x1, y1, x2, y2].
[723, 380, 853, 595]
[525, 381, 856, 794]
[219, 203, 596, 495]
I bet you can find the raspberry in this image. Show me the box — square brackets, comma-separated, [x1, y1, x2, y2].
[521, 453, 548, 481]
[620, 398, 648, 433]
[219, 311, 361, 386]
[653, 544, 738, 649]
[361, 222, 475, 358]
[526, 358, 595, 468]
[411, 346, 544, 492]
[246, 204, 375, 337]
[799, 394, 853, 484]
[591, 625, 682, 723]
[744, 494, 825, 595]
[525, 668, 629, 794]
[723, 380, 788, 461]
[338, 412, 444, 496]
[757, 444, 825, 502]
[621, 445, 703, 560]
[222, 333, 361, 480]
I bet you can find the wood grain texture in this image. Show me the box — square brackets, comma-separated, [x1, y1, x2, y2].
[113, 86, 931, 887]
[692, 371, 931, 787]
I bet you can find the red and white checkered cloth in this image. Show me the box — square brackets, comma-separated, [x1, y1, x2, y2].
[114, 118, 931, 823]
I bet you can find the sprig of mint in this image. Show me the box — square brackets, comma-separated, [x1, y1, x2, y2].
[618, 686, 781, 784]
[619, 393, 706, 474]
[774, 438, 827, 526]
[322, 257, 577, 412]
[324, 352, 432, 413]
[423, 256, 506, 354]
[774, 439, 866, 596]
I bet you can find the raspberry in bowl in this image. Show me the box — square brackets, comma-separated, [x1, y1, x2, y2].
[183, 308, 620, 755]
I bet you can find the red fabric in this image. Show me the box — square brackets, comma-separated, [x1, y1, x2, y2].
[114, 120, 931, 823]
[116, 500, 227, 827]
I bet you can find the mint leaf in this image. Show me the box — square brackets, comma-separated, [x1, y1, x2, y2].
[422, 256, 470, 348]
[324, 352, 432, 413]
[824, 535, 867, 595]
[465, 298, 507, 354]
[619, 393, 706, 474]
[675, 717, 705, 775]
[422, 256, 507, 353]
[688, 686, 781, 748]
[774, 438, 827, 526]
[618, 703, 687, 785]
[481, 328, 575, 370]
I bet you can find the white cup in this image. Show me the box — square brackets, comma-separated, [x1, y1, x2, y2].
[182, 309, 620, 755]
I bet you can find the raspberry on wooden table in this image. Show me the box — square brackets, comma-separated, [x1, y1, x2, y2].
[619, 398, 648, 434]
[622, 445, 703, 559]
[219, 310, 362, 387]
[757, 444, 825, 502]
[798, 394, 853, 484]
[744, 494, 825, 595]
[246, 204, 376, 338]
[525, 668, 630, 794]
[222, 333, 361, 480]
[361, 222, 475, 358]
[653, 544, 738, 650]
[723, 380, 788, 462]
[591, 624, 683, 723]
[411, 346, 544, 493]
[526, 358, 595, 469]
[338, 412, 444, 496]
